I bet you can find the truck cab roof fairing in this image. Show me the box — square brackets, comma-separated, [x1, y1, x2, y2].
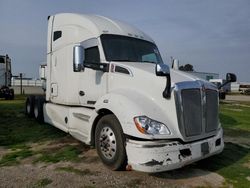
[50, 13, 154, 43]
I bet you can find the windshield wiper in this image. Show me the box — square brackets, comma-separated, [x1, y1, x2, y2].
[110, 59, 157, 64]
[111, 59, 135, 62]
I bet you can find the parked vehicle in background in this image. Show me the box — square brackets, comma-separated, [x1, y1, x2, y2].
[209, 79, 231, 99]
[239, 83, 250, 95]
[0, 54, 14, 100]
[26, 13, 236, 172]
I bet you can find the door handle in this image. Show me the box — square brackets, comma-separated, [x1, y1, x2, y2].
[79, 90, 85, 96]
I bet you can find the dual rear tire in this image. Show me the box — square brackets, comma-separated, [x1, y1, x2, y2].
[26, 95, 35, 117]
[26, 95, 45, 123]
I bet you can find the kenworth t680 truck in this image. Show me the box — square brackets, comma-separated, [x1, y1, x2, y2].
[26, 13, 236, 172]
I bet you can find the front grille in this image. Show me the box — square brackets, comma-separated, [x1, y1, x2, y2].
[182, 89, 202, 136]
[205, 90, 218, 132]
[176, 86, 218, 141]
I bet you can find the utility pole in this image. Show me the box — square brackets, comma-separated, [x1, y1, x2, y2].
[20, 73, 23, 95]
[4, 55, 8, 86]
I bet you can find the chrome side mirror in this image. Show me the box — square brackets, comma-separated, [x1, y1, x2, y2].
[155, 63, 170, 76]
[73, 45, 84, 72]
[218, 73, 237, 89]
[226, 73, 237, 83]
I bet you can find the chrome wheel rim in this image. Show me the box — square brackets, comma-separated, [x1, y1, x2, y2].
[99, 126, 117, 159]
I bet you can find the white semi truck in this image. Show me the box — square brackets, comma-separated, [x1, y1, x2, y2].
[0, 54, 14, 100]
[26, 13, 236, 172]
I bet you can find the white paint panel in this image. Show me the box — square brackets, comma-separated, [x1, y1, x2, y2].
[43, 103, 69, 132]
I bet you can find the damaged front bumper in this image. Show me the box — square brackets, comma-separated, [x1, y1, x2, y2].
[126, 128, 224, 173]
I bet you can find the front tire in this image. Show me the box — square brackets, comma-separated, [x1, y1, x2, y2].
[95, 114, 127, 170]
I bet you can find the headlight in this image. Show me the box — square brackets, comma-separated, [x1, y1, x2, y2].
[134, 116, 171, 135]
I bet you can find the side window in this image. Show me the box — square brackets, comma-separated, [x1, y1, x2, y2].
[142, 53, 157, 63]
[53, 31, 62, 41]
[0, 57, 4, 63]
[85, 46, 100, 64]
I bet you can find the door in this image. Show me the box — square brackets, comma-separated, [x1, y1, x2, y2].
[78, 44, 108, 106]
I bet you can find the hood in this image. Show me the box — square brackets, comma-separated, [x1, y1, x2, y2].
[112, 61, 208, 85]
[108, 61, 218, 141]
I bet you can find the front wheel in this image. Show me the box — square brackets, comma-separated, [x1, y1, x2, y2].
[95, 114, 127, 170]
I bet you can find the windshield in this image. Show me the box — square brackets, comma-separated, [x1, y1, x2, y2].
[101, 34, 163, 64]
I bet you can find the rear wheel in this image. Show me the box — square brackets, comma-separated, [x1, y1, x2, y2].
[34, 96, 45, 123]
[95, 114, 127, 170]
[25, 95, 35, 117]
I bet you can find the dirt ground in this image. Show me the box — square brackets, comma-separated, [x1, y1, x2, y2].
[225, 94, 250, 102]
[3, 97, 249, 187]
[0, 138, 225, 188]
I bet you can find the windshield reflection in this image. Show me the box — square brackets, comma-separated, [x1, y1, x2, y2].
[101, 34, 163, 64]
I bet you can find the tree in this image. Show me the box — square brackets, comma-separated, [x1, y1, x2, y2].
[179, 64, 194, 71]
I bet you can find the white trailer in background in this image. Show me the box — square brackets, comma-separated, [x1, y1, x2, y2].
[39, 64, 47, 92]
[239, 82, 250, 95]
[25, 13, 236, 172]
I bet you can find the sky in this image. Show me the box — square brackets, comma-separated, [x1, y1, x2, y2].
[0, 0, 249, 82]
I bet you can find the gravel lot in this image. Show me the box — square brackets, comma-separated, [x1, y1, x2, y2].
[1, 96, 249, 188]
[0, 140, 225, 188]
[0, 162, 225, 188]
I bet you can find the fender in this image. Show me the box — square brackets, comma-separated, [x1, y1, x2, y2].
[94, 88, 177, 140]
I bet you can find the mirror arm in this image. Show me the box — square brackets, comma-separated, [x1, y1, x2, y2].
[163, 74, 171, 99]
[84, 62, 109, 72]
[218, 81, 229, 90]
